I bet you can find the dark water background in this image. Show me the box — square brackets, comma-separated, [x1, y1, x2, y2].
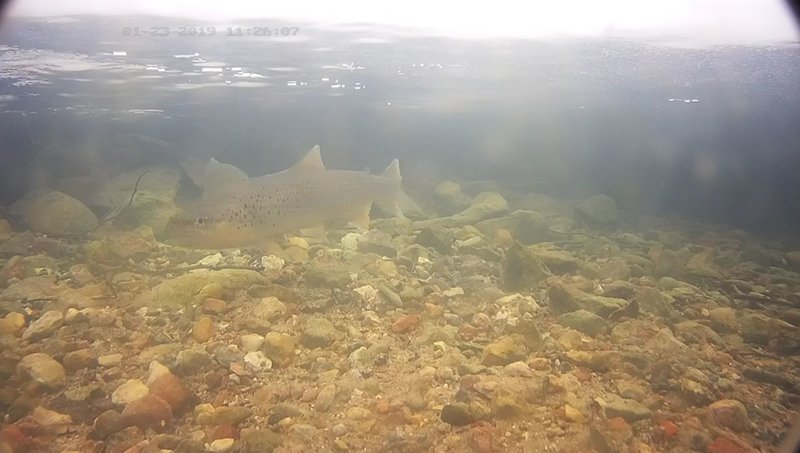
[1, 16, 799, 234]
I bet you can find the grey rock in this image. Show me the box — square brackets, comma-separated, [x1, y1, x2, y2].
[601, 394, 651, 422]
[528, 244, 580, 274]
[739, 312, 772, 345]
[305, 263, 351, 288]
[239, 429, 283, 453]
[575, 194, 619, 225]
[174, 348, 212, 374]
[596, 259, 631, 281]
[301, 317, 337, 348]
[474, 210, 551, 245]
[433, 181, 471, 215]
[685, 249, 722, 279]
[315, 384, 337, 412]
[645, 328, 690, 355]
[416, 226, 454, 253]
[675, 320, 723, 345]
[440, 403, 474, 426]
[356, 230, 397, 257]
[779, 308, 800, 328]
[1, 276, 93, 308]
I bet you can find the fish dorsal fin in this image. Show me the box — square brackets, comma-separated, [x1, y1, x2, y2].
[204, 158, 248, 185]
[199, 158, 250, 200]
[381, 159, 401, 180]
[291, 145, 326, 172]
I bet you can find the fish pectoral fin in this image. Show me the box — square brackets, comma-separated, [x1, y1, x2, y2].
[300, 225, 326, 240]
[346, 202, 372, 230]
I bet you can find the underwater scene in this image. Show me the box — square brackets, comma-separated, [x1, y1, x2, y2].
[1, 3, 800, 453]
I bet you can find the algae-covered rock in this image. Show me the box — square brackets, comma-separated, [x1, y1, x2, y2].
[134, 269, 268, 310]
[763, 317, 800, 353]
[558, 310, 606, 337]
[23, 190, 98, 235]
[526, 244, 580, 274]
[460, 192, 508, 221]
[633, 287, 680, 321]
[675, 320, 723, 345]
[685, 248, 723, 279]
[91, 166, 182, 210]
[481, 334, 529, 366]
[88, 166, 182, 234]
[501, 242, 550, 291]
[413, 192, 508, 229]
[1, 276, 94, 309]
[433, 180, 471, 215]
[416, 226, 454, 253]
[113, 193, 179, 234]
[475, 210, 551, 245]
[548, 284, 627, 317]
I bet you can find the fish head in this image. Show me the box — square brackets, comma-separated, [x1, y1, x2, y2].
[162, 203, 260, 248]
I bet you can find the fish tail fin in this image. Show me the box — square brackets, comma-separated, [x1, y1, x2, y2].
[397, 190, 424, 217]
[377, 159, 424, 218]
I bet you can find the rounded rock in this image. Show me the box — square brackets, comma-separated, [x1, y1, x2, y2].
[707, 399, 750, 432]
[121, 394, 173, 431]
[24, 190, 98, 235]
[149, 372, 191, 413]
[17, 352, 66, 388]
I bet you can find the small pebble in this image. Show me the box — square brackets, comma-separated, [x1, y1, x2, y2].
[391, 314, 419, 333]
[193, 316, 215, 343]
[243, 351, 272, 372]
[203, 298, 228, 314]
[111, 379, 149, 405]
[98, 353, 123, 367]
[240, 334, 264, 352]
[208, 438, 235, 452]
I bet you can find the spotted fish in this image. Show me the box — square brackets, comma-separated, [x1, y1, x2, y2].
[165, 145, 408, 248]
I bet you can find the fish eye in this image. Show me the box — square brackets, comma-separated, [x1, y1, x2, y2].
[195, 216, 209, 227]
